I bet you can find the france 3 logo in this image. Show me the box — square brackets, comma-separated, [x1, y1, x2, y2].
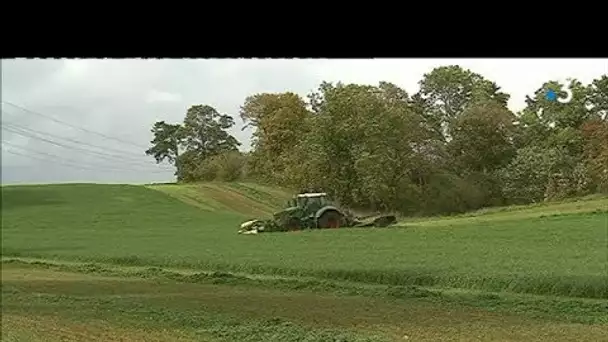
[535, 80, 574, 117]
[544, 83, 573, 104]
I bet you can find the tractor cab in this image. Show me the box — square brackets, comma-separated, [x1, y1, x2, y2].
[276, 193, 333, 229]
[294, 193, 330, 224]
[295, 192, 329, 209]
[286, 192, 329, 209]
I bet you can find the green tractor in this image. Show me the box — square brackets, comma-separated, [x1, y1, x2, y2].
[238, 192, 397, 234]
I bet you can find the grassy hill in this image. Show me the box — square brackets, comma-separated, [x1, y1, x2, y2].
[399, 194, 608, 227]
[146, 182, 292, 217]
[2, 182, 608, 341]
[2, 182, 607, 299]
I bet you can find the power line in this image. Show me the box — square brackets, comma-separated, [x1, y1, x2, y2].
[3, 149, 171, 175]
[1, 101, 176, 175]
[2, 125, 169, 169]
[1, 118, 148, 158]
[2, 141, 170, 174]
[1, 120, 172, 169]
[4, 149, 100, 172]
[1, 101, 150, 150]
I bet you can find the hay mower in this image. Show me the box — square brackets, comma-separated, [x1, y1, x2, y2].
[238, 192, 397, 234]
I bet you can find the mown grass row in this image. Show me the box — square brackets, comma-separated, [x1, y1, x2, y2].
[97, 256, 608, 299]
[4, 259, 608, 325]
[2, 265, 390, 342]
[5, 236, 606, 301]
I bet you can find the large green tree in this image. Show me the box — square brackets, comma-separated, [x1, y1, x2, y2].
[182, 105, 240, 158]
[581, 119, 608, 192]
[417, 65, 510, 140]
[298, 82, 380, 205]
[145, 121, 185, 179]
[146, 105, 241, 182]
[240, 92, 310, 182]
[504, 77, 605, 202]
[448, 100, 517, 174]
[587, 75, 608, 121]
[582, 76, 608, 191]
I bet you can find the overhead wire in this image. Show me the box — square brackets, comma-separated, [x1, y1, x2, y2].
[1, 118, 151, 158]
[2, 141, 170, 174]
[2, 125, 169, 170]
[4, 149, 100, 172]
[2, 101, 150, 149]
[1, 102, 174, 174]
[2, 149, 166, 174]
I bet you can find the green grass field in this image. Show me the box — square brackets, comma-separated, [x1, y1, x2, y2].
[2, 183, 608, 341]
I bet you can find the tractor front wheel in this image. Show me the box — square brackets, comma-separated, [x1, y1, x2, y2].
[317, 210, 345, 229]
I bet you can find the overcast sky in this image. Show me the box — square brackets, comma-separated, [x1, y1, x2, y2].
[1, 58, 607, 185]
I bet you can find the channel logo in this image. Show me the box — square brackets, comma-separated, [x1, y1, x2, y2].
[545, 85, 573, 104]
[536, 81, 574, 117]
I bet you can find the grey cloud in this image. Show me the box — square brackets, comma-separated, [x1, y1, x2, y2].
[1, 59, 320, 184]
[3, 58, 606, 185]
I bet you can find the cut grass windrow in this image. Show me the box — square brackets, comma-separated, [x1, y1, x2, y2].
[4, 258, 607, 325]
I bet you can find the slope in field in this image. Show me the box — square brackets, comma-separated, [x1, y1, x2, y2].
[3, 183, 607, 300]
[1, 183, 248, 257]
[147, 182, 292, 217]
[399, 195, 608, 227]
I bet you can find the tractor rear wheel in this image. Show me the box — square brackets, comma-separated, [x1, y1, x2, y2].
[317, 210, 345, 229]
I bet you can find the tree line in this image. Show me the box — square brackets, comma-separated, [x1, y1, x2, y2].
[146, 65, 608, 216]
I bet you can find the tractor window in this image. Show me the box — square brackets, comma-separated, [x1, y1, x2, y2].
[308, 197, 323, 207]
[296, 197, 308, 207]
[295, 195, 329, 210]
[306, 197, 323, 213]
